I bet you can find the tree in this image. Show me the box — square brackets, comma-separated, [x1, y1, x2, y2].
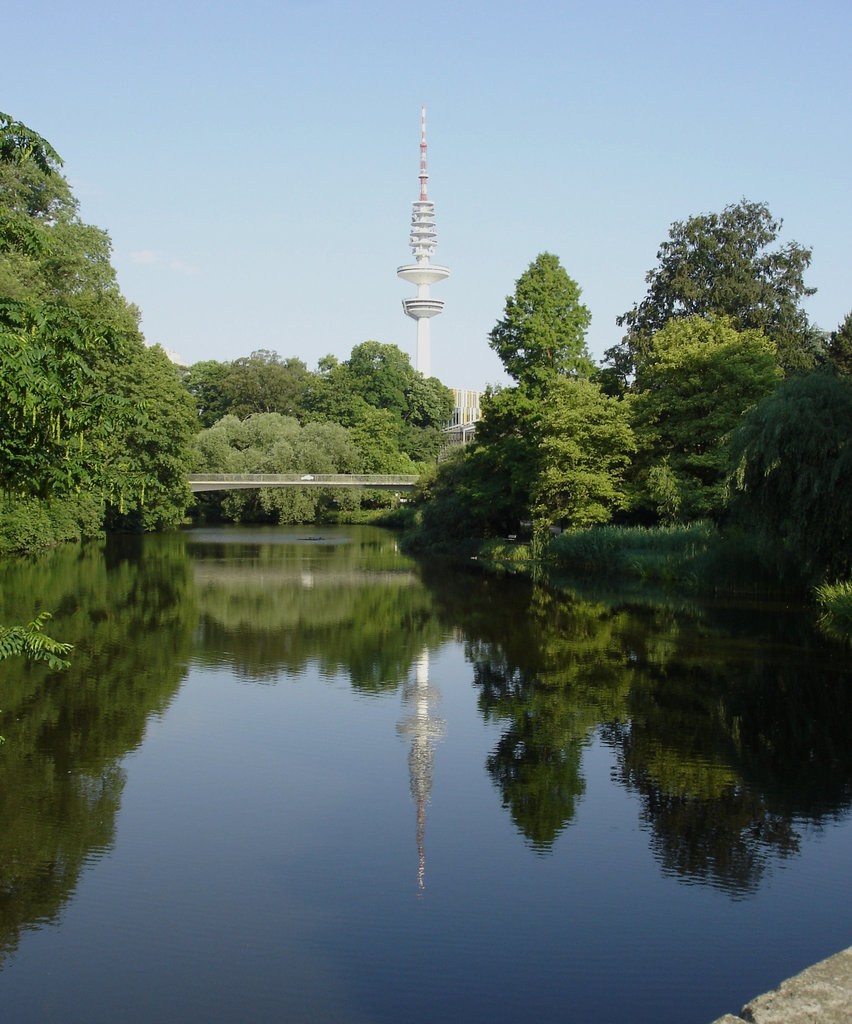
[344, 340, 413, 417]
[488, 252, 593, 393]
[827, 311, 852, 375]
[0, 299, 132, 499]
[728, 371, 852, 580]
[226, 349, 309, 419]
[532, 376, 635, 536]
[0, 112, 61, 174]
[100, 342, 198, 530]
[631, 316, 781, 521]
[183, 359, 233, 427]
[0, 114, 196, 544]
[610, 200, 819, 381]
[0, 112, 62, 258]
[304, 341, 452, 465]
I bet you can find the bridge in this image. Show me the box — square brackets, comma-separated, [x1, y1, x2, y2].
[187, 473, 420, 493]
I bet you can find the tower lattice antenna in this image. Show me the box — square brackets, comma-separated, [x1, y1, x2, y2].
[419, 105, 429, 201]
[397, 105, 449, 378]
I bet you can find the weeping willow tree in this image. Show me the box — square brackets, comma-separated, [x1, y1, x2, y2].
[728, 371, 852, 581]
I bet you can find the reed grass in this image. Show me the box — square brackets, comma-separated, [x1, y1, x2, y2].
[815, 579, 852, 641]
[546, 522, 799, 593]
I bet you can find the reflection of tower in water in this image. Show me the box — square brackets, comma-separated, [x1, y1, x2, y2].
[396, 649, 446, 894]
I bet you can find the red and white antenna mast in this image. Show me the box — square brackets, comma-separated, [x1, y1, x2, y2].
[397, 105, 449, 377]
[419, 104, 429, 201]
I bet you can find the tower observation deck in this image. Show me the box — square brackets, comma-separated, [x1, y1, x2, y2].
[397, 106, 449, 378]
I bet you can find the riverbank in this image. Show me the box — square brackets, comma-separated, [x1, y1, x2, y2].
[402, 521, 852, 641]
[711, 946, 852, 1023]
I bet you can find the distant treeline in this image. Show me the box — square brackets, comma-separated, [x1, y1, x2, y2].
[1, 115, 850, 608]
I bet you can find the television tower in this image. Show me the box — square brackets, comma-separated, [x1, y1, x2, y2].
[396, 649, 446, 894]
[397, 106, 449, 378]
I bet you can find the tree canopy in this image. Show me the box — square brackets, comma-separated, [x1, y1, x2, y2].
[532, 376, 635, 534]
[0, 113, 195, 546]
[608, 200, 818, 383]
[630, 316, 781, 521]
[827, 310, 852, 375]
[488, 252, 593, 393]
[728, 371, 852, 580]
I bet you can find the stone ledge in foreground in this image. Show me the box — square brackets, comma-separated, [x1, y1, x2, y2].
[710, 946, 852, 1023]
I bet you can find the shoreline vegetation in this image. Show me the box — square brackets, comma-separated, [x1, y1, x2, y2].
[1, 113, 849, 646]
[398, 517, 852, 642]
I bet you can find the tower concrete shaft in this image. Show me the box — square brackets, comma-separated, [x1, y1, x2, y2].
[397, 106, 449, 378]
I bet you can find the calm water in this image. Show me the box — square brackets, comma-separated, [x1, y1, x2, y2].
[1, 525, 851, 1024]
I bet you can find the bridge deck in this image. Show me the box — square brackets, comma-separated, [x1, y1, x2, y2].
[188, 473, 419, 492]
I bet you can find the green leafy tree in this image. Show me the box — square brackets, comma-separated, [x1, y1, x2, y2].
[0, 152, 139, 336]
[0, 112, 62, 258]
[183, 359, 233, 427]
[0, 112, 60, 174]
[728, 371, 852, 580]
[101, 342, 198, 530]
[345, 340, 413, 417]
[532, 376, 635, 538]
[609, 200, 819, 382]
[827, 311, 852, 375]
[305, 341, 451, 465]
[0, 114, 196, 543]
[0, 299, 132, 499]
[631, 316, 781, 521]
[488, 252, 593, 394]
[226, 349, 309, 419]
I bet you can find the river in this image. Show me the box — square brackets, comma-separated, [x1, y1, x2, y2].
[0, 525, 850, 1023]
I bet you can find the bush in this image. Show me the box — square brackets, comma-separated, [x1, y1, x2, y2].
[0, 493, 103, 553]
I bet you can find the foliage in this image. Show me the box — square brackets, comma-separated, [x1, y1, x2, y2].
[184, 341, 454, 469]
[488, 252, 593, 393]
[0, 114, 195, 547]
[0, 298, 132, 499]
[728, 371, 852, 580]
[418, 261, 620, 543]
[827, 310, 852, 375]
[630, 316, 781, 521]
[532, 376, 635, 535]
[182, 359, 234, 428]
[609, 199, 819, 382]
[305, 340, 452, 463]
[226, 349, 309, 419]
[545, 522, 798, 592]
[100, 342, 198, 530]
[815, 579, 852, 642]
[192, 412, 378, 524]
[0, 112, 61, 174]
[0, 492, 103, 553]
[0, 111, 62, 258]
[0, 612, 71, 670]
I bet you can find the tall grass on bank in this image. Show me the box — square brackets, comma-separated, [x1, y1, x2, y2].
[542, 523, 800, 593]
[815, 580, 852, 642]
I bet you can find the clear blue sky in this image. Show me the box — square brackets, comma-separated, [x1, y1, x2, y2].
[5, 0, 850, 391]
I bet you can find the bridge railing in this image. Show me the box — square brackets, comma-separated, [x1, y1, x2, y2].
[187, 473, 420, 492]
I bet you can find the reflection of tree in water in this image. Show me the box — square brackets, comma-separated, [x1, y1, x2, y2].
[481, 669, 586, 852]
[453, 577, 636, 851]
[601, 618, 852, 896]
[0, 535, 196, 967]
[422, 560, 852, 890]
[192, 530, 444, 692]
